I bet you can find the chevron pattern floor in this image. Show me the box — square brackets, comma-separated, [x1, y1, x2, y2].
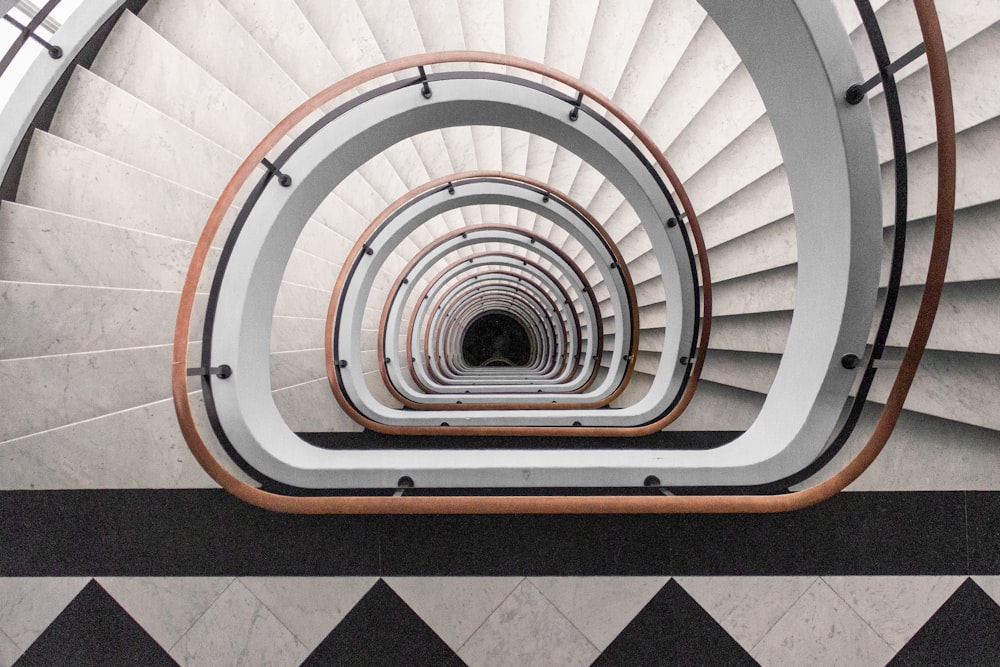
[4, 575, 1000, 665]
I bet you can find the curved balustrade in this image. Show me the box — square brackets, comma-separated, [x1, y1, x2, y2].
[171, 0, 952, 508]
[338, 172, 634, 408]
[426, 281, 564, 380]
[404, 256, 591, 389]
[402, 254, 587, 383]
[370, 226, 607, 401]
[430, 277, 567, 376]
[386, 252, 596, 407]
[330, 174, 635, 408]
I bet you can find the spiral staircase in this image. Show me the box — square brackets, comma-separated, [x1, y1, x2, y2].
[0, 0, 996, 504]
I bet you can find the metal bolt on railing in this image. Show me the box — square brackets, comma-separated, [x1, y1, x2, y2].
[417, 65, 432, 99]
[260, 158, 291, 186]
[568, 91, 584, 121]
[846, 42, 926, 104]
[186, 364, 232, 379]
[2, 14, 62, 59]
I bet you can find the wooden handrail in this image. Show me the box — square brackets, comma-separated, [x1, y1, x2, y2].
[436, 294, 551, 377]
[386, 250, 591, 407]
[328, 223, 620, 427]
[332, 171, 637, 409]
[173, 12, 950, 512]
[423, 274, 569, 380]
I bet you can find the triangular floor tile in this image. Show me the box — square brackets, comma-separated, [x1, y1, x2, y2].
[824, 576, 964, 650]
[1, 629, 21, 666]
[593, 579, 756, 666]
[972, 576, 1000, 607]
[458, 580, 600, 667]
[529, 576, 667, 650]
[890, 578, 1000, 665]
[0, 577, 89, 653]
[385, 577, 521, 651]
[14, 579, 176, 666]
[751, 579, 894, 666]
[168, 580, 308, 667]
[674, 576, 814, 651]
[97, 577, 233, 651]
[302, 579, 463, 666]
[240, 577, 378, 651]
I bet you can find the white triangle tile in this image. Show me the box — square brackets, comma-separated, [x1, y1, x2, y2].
[824, 575, 965, 650]
[0, 577, 89, 651]
[239, 576, 377, 651]
[384, 576, 522, 651]
[458, 580, 599, 667]
[169, 580, 309, 667]
[751, 579, 895, 667]
[972, 576, 1000, 607]
[97, 577, 233, 652]
[673, 576, 815, 651]
[528, 576, 668, 650]
[0, 627, 22, 667]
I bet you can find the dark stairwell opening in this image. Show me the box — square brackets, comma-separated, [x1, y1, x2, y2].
[461, 312, 533, 367]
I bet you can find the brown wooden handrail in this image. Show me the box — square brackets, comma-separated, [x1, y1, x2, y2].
[173, 13, 950, 512]
[422, 275, 567, 376]
[395, 229, 599, 389]
[332, 170, 637, 410]
[387, 250, 591, 408]
[407, 268, 581, 396]
[328, 223, 618, 426]
[428, 278, 567, 379]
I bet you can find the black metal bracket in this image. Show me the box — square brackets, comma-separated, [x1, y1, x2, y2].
[261, 158, 291, 186]
[842, 352, 901, 371]
[186, 365, 232, 379]
[841, 353, 861, 369]
[446, 181, 455, 195]
[362, 243, 374, 256]
[542, 192, 550, 203]
[846, 42, 926, 104]
[568, 91, 584, 121]
[2, 14, 62, 59]
[417, 66, 432, 99]
[394, 475, 414, 496]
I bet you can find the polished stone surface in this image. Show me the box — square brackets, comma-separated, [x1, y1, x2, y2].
[385, 576, 521, 651]
[675, 576, 815, 651]
[824, 575, 964, 651]
[750, 579, 895, 666]
[528, 575, 667, 650]
[168, 580, 309, 667]
[457, 580, 599, 667]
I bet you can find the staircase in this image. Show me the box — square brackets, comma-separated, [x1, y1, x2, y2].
[0, 0, 997, 494]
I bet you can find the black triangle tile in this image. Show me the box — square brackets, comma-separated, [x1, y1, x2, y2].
[14, 579, 177, 667]
[301, 579, 465, 666]
[592, 579, 758, 667]
[889, 578, 1000, 666]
